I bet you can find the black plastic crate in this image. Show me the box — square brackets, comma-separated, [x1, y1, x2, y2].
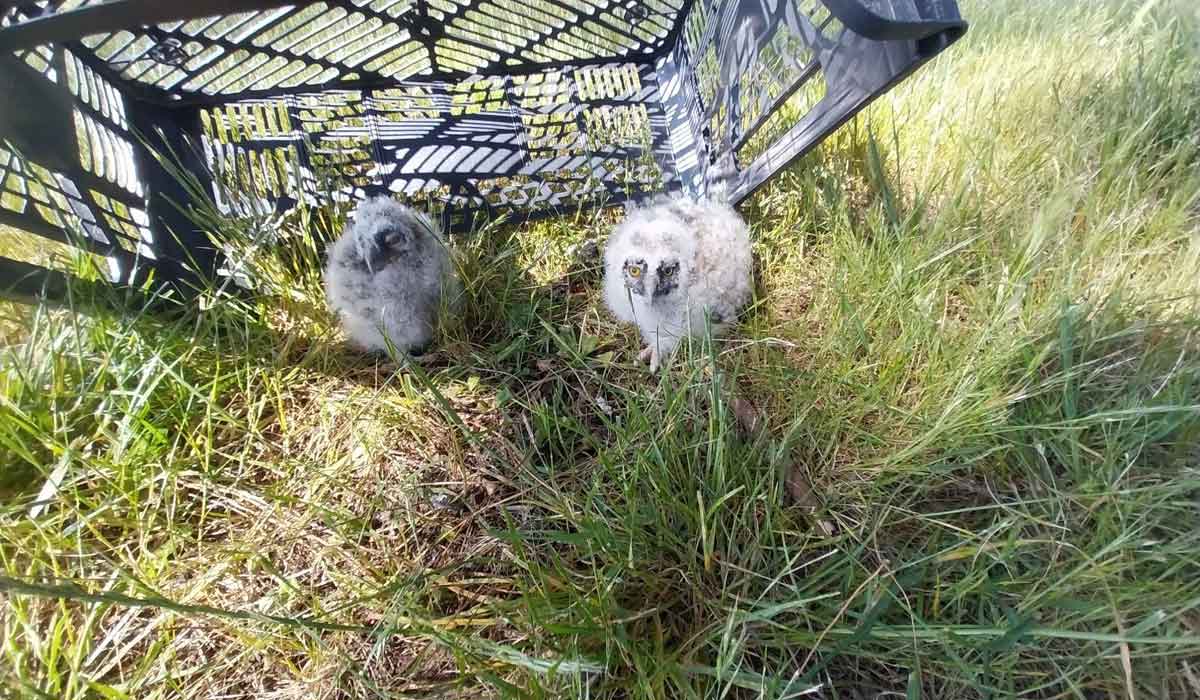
[0, 0, 965, 298]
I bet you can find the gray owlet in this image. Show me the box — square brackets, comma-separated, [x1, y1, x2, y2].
[324, 197, 457, 355]
[602, 194, 753, 372]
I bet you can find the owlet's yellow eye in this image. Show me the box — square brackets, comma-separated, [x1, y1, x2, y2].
[628, 266, 641, 277]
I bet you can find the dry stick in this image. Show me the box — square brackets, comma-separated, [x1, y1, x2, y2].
[1182, 661, 1200, 697]
[798, 563, 887, 675]
[1108, 584, 1138, 700]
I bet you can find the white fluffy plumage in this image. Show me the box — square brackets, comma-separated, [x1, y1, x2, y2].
[324, 197, 457, 354]
[602, 193, 753, 371]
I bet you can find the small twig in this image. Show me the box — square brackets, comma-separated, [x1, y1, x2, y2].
[799, 563, 887, 673]
[1182, 660, 1200, 697]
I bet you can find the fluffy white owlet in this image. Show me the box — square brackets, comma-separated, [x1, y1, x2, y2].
[602, 194, 753, 372]
[324, 196, 457, 355]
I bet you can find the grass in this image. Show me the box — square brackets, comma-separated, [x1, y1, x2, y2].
[3, 0, 1200, 697]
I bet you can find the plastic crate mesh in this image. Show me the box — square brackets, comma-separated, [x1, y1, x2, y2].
[0, 0, 965, 291]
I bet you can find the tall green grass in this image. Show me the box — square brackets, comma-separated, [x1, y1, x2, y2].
[3, 0, 1200, 697]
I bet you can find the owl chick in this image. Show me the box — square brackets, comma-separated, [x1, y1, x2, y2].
[602, 194, 753, 372]
[324, 196, 457, 355]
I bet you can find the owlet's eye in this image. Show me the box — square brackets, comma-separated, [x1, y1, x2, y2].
[628, 266, 641, 278]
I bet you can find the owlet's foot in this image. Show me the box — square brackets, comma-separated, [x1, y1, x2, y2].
[638, 345, 661, 373]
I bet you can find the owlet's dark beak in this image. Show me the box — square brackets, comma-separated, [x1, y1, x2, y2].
[375, 229, 400, 251]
